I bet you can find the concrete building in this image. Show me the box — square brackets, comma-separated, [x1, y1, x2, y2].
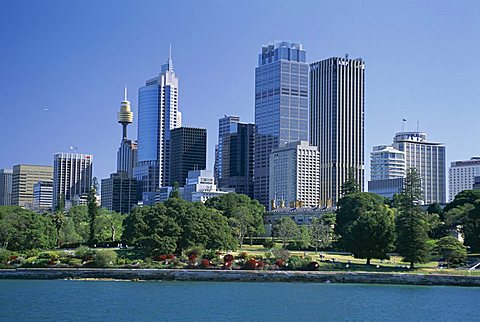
[12, 164, 53, 207]
[134, 48, 182, 203]
[116, 88, 137, 179]
[264, 206, 336, 235]
[449, 157, 480, 201]
[101, 172, 137, 214]
[393, 131, 446, 204]
[33, 180, 53, 211]
[269, 141, 319, 210]
[217, 121, 255, 199]
[53, 153, 93, 209]
[155, 186, 185, 203]
[310, 56, 365, 206]
[169, 127, 207, 187]
[182, 170, 229, 203]
[368, 145, 406, 198]
[0, 169, 13, 206]
[254, 41, 309, 208]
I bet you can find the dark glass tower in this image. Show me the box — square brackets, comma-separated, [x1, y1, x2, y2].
[254, 41, 309, 208]
[169, 127, 207, 186]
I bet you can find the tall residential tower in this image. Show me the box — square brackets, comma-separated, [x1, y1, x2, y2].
[310, 56, 365, 206]
[254, 41, 309, 208]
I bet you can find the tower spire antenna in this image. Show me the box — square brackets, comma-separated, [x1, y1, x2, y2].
[124, 85, 128, 102]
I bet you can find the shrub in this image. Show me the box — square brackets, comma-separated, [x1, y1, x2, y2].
[94, 249, 117, 267]
[272, 248, 290, 260]
[307, 261, 320, 271]
[224, 254, 234, 262]
[0, 248, 12, 265]
[244, 259, 259, 270]
[75, 246, 93, 260]
[201, 258, 211, 268]
[287, 256, 309, 270]
[186, 245, 204, 259]
[38, 251, 60, 260]
[237, 252, 248, 260]
[263, 239, 275, 249]
[203, 249, 217, 260]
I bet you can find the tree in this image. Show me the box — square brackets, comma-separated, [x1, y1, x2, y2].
[399, 168, 423, 209]
[51, 211, 66, 247]
[443, 189, 480, 213]
[205, 193, 265, 242]
[229, 206, 255, 248]
[274, 217, 299, 248]
[434, 236, 467, 268]
[88, 178, 99, 247]
[335, 192, 385, 239]
[396, 207, 431, 268]
[291, 225, 311, 250]
[340, 168, 360, 197]
[343, 205, 396, 265]
[309, 215, 335, 253]
[0, 206, 55, 251]
[169, 182, 182, 199]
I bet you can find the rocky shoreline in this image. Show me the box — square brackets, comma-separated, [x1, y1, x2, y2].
[0, 268, 479, 287]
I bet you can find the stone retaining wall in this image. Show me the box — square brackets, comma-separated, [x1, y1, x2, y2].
[0, 268, 479, 287]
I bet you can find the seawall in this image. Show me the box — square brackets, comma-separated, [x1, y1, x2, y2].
[1, 268, 479, 287]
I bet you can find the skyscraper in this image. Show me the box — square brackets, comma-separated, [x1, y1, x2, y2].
[254, 41, 309, 207]
[53, 153, 93, 209]
[392, 131, 446, 204]
[12, 164, 53, 207]
[368, 145, 406, 198]
[449, 157, 480, 201]
[217, 121, 255, 198]
[269, 141, 319, 210]
[169, 127, 207, 187]
[0, 169, 13, 206]
[215, 115, 240, 184]
[117, 87, 137, 178]
[134, 48, 181, 203]
[33, 180, 53, 211]
[101, 172, 137, 214]
[310, 56, 365, 206]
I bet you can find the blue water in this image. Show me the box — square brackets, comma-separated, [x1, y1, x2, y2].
[0, 280, 479, 321]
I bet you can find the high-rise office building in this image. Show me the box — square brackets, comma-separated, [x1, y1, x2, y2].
[392, 131, 446, 204]
[368, 145, 406, 198]
[0, 169, 13, 206]
[33, 180, 53, 211]
[215, 115, 240, 183]
[101, 172, 137, 214]
[183, 170, 229, 203]
[53, 153, 93, 209]
[12, 165, 53, 207]
[134, 48, 181, 203]
[310, 56, 365, 206]
[169, 127, 207, 187]
[269, 141, 319, 210]
[449, 157, 480, 201]
[254, 41, 309, 207]
[218, 121, 255, 198]
[117, 87, 137, 178]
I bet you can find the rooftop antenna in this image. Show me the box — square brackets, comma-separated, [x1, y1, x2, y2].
[124, 85, 127, 101]
[416, 120, 420, 132]
[402, 118, 406, 132]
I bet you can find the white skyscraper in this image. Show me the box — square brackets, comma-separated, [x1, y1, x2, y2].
[310, 56, 365, 206]
[368, 145, 406, 198]
[134, 48, 182, 203]
[269, 141, 319, 210]
[53, 153, 93, 209]
[449, 157, 480, 201]
[393, 131, 446, 204]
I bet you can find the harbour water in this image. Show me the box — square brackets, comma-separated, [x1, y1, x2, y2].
[1, 280, 478, 321]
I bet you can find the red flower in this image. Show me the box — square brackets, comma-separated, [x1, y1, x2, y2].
[224, 254, 234, 262]
[201, 259, 211, 268]
[188, 254, 197, 261]
[308, 261, 320, 271]
[275, 259, 285, 267]
[166, 254, 175, 260]
[224, 261, 233, 268]
[244, 259, 258, 270]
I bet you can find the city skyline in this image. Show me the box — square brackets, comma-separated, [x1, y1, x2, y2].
[1, 1, 479, 188]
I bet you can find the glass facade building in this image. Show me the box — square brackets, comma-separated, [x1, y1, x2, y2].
[134, 51, 181, 203]
[254, 41, 309, 208]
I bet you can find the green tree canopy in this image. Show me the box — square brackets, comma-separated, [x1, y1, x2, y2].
[340, 168, 360, 197]
[335, 192, 385, 239]
[396, 207, 431, 268]
[0, 206, 55, 251]
[274, 217, 299, 248]
[399, 168, 423, 209]
[444, 189, 480, 213]
[343, 205, 396, 265]
[309, 215, 335, 253]
[434, 236, 467, 268]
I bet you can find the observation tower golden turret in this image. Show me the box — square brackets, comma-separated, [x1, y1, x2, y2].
[118, 86, 133, 140]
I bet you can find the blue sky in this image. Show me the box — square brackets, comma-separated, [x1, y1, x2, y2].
[1, 0, 479, 185]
